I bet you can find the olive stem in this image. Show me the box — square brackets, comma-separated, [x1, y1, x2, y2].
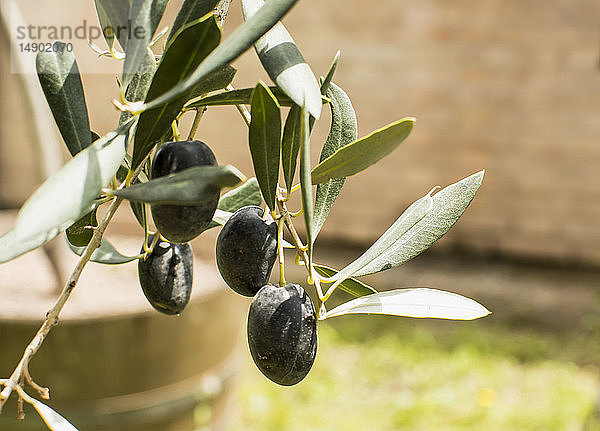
[227, 84, 251, 126]
[0, 196, 124, 412]
[276, 197, 326, 304]
[187, 107, 206, 141]
[277, 217, 286, 286]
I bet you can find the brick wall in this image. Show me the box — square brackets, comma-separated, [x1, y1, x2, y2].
[2, 0, 600, 265]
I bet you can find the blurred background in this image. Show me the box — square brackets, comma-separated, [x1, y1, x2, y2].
[2, 0, 600, 429]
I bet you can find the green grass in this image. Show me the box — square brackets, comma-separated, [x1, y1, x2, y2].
[224, 317, 599, 431]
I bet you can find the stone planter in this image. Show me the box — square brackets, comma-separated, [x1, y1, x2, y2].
[0, 212, 245, 431]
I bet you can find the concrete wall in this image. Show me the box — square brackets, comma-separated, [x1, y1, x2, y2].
[2, 0, 600, 265]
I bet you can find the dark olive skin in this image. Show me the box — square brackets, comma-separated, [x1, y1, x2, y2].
[216, 206, 278, 297]
[151, 140, 219, 243]
[247, 283, 318, 386]
[138, 235, 193, 315]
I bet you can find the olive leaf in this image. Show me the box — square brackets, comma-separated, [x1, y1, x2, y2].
[28, 397, 79, 431]
[140, 0, 300, 112]
[320, 50, 340, 94]
[281, 105, 302, 191]
[185, 86, 295, 108]
[112, 165, 245, 204]
[122, 0, 168, 88]
[298, 104, 314, 263]
[313, 82, 357, 239]
[322, 288, 491, 321]
[207, 178, 262, 228]
[68, 238, 139, 265]
[66, 209, 98, 247]
[313, 264, 377, 298]
[241, 0, 322, 119]
[168, 0, 220, 42]
[119, 47, 157, 126]
[217, 177, 263, 212]
[186, 65, 237, 101]
[311, 117, 415, 184]
[328, 171, 484, 292]
[0, 120, 133, 263]
[36, 43, 91, 156]
[249, 82, 281, 211]
[94, 0, 131, 50]
[132, 16, 221, 168]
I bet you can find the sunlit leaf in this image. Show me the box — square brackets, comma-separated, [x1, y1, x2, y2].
[0, 122, 133, 263]
[313, 82, 357, 239]
[140, 0, 299, 112]
[36, 44, 91, 156]
[68, 237, 139, 265]
[320, 50, 340, 94]
[311, 118, 415, 184]
[313, 264, 377, 298]
[249, 82, 281, 211]
[206, 178, 262, 229]
[119, 47, 157, 126]
[122, 0, 168, 88]
[241, 0, 321, 119]
[132, 16, 221, 168]
[281, 105, 301, 191]
[94, 0, 131, 50]
[168, 0, 219, 42]
[323, 288, 491, 321]
[217, 177, 263, 212]
[29, 392, 79, 430]
[185, 86, 294, 109]
[298, 104, 314, 264]
[328, 171, 484, 292]
[65, 209, 98, 247]
[113, 165, 245, 204]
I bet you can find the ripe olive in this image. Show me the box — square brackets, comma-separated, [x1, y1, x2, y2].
[216, 206, 278, 297]
[137, 235, 193, 315]
[247, 283, 318, 386]
[151, 140, 219, 243]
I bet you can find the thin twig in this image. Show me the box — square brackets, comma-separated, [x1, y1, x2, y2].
[187, 107, 206, 141]
[227, 85, 251, 126]
[0, 196, 124, 412]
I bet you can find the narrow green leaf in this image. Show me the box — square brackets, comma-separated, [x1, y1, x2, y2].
[36, 44, 91, 156]
[119, 48, 157, 126]
[122, 0, 168, 87]
[320, 50, 340, 94]
[185, 86, 294, 109]
[141, 0, 299, 112]
[68, 238, 138, 265]
[323, 288, 491, 321]
[66, 209, 98, 247]
[207, 178, 263, 229]
[113, 165, 245, 204]
[132, 16, 221, 168]
[281, 105, 301, 191]
[217, 177, 263, 212]
[328, 171, 484, 292]
[186, 65, 237, 101]
[313, 264, 377, 298]
[311, 117, 416, 185]
[29, 397, 79, 431]
[167, 0, 220, 42]
[313, 82, 357, 239]
[298, 104, 314, 267]
[241, 0, 321, 119]
[249, 82, 281, 211]
[94, 0, 132, 50]
[0, 122, 133, 263]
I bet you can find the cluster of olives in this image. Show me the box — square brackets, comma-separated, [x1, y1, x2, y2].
[138, 140, 218, 315]
[136, 140, 318, 385]
[217, 206, 318, 386]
